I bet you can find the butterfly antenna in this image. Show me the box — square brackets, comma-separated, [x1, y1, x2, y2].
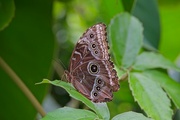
[52, 58, 67, 81]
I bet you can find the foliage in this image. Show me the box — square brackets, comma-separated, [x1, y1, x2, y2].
[0, 0, 180, 120]
[0, 0, 54, 119]
[0, 0, 15, 31]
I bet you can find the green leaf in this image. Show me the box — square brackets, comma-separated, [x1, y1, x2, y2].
[129, 73, 173, 120]
[109, 12, 143, 68]
[93, 102, 110, 120]
[0, 0, 15, 31]
[132, 0, 160, 49]
[122, 0, 135, 12]
[160, 6, 180, 61]
[98, 0, 123, 24]
[112, 111, 152, 120]
[143, 70, 180, 109]
[38, 79, 110, 120]
[42, 107, 98, 120]
[133, 52, 180, 72]
[0, 1, 54, 119]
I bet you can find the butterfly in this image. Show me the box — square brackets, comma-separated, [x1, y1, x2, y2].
[65, 23, 119, 102]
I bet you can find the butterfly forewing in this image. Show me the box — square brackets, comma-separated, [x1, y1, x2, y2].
[65, 23, 119, 102]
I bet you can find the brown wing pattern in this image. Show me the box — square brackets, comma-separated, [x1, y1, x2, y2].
[65, 23, 119, 102]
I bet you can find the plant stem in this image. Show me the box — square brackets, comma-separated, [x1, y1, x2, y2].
[0, 57, 46, 117]
[119, 66, 133, 81]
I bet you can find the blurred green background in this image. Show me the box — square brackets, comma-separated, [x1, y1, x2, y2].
[0, 0, 180, 120]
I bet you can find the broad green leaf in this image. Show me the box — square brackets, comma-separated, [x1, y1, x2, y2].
[133, 52, 180, 72]
[42, 107, 98, 120]
[98, 0, 123, 24]
[0, 0, 15, 31]
[38, 79, 110, 120]
[132, 0, 160, 49]
[160, 5, 180, 61]
[129, 73, 173, 120]
[143, 70, 180, 109]
[94, 102, 110, 120]
[109, 12, 143, 68]
[112, 111, 152, 120]
[122, 0, 135, 12]
[0, 0, 54, 119]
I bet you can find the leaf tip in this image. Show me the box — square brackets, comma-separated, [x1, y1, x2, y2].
[35, 79, 50, 85]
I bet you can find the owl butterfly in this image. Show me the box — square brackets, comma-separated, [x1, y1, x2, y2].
[65, 23, 119, 102]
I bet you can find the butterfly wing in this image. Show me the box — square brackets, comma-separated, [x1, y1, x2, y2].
[65, 23, 119, 102]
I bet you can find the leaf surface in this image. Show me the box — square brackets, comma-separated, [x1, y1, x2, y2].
[143, 70, 180, 109]
[109, 13, 143, 68]
[42, 107, 98, 120]
[133, 52, 180, 72]
[129, 73, 173, 120]
[112, 111, 152, 120]
[0, 0, 15, 31]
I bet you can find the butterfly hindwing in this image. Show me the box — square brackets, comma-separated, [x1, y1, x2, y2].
[65, 23, 119, 102]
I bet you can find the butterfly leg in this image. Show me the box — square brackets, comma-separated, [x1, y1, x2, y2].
[64, 70, 72, 82]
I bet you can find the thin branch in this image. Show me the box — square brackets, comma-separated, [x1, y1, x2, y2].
[0, 57, 46, 117]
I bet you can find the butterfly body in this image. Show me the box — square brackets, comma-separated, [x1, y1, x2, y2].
[65, 23, 119, 102]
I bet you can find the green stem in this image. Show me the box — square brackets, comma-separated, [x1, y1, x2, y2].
[0, 57, 46, 117]
[119, 66, 133, 81]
